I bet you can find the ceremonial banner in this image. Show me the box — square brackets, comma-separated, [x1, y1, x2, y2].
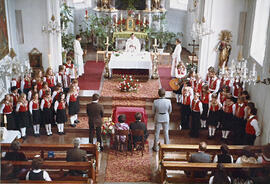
[0, 0, 9, 60]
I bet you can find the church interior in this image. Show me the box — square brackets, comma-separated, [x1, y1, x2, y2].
[0, 0, 270, 183]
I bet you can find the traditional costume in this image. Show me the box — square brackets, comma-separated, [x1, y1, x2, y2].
[41, 97, 53, 136]
[189, 97, 203, 137]
[29, 100, 40, 136]
[0, 102, 15, 130]
[54, 100, 67, 134]
[200, 91, 211, 128]
[180, 92, 193, 129]
[245, 115, 260, 145]
[16, 101, 29, 138]
[221, 101, 235, 139]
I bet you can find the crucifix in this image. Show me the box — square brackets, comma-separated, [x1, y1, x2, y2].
[188, 40, 199, 65]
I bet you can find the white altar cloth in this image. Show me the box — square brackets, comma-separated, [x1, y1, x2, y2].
[109, 52, 152, 78]
[0, 130, 21, 143]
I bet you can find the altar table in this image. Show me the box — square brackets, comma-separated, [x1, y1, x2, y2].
[112, 106, 148, 126]
[109, 52, 152, 78]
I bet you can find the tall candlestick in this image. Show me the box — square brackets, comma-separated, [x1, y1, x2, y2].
[154, 38, 157, 45]
[138, 14, 140, 21]
[120, 13, 123, 21]
[106, 37, 109, 44]
[143, 17, 146, 24]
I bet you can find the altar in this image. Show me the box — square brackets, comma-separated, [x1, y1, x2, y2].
[108, 52, 152, 78]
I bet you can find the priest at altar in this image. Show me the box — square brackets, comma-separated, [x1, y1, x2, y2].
[125, 33, 141, 53]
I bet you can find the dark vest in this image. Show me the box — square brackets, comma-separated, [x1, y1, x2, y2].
[217, 154, 232, 163]
[29, 170, 44, 181]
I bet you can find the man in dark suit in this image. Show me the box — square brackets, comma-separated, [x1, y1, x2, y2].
[187, 141, 212, 178]
[130, 112, 149, 147]
[66, 138, 88, 176]
[87, 93, 104, 150]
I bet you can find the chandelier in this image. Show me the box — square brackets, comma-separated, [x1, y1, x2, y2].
[219, 59, 257, 88]
[192, 17, 214, 39]
[42, 15, 61, 34]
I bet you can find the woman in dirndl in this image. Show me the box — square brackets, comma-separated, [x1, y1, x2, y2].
[54, 92, 67, 135]
[29, 92, 41, 137]
[16, 93, 30, 139]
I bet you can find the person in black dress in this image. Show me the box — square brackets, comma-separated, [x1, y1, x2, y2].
[25, 157, 52, 181]
[54, 92, 67, 135]
[213, 144, 233, 163]
[29, 92, 41, 137]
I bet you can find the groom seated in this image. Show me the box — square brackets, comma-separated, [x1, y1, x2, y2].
[129, 112, 149, 148]
[125, 33, 141, 53]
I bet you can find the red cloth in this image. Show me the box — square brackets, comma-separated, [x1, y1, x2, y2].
[112, 106, 147, 126]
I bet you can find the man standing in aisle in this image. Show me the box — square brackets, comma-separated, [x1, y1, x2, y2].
[87, 94, 104, 151]
[152, 88, 172, 152]
[171, 39, 182, 78]
[73, 35, 84, 77]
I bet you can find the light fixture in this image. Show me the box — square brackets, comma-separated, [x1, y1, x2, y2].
[219, 58, 257, 88]
[42, 15, 61, 34]
[192, 17, 214, 39]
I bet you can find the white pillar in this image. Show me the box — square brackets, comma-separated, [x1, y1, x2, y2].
[198, 0, 214, 80]
[46, 0, 62, 72]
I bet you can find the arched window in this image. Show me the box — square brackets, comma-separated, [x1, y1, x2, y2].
[250, 0, 270, 65]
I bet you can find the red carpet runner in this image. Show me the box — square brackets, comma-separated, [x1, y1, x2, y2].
[78, 61, 105, 90]
[105, 148, 151, 182]
[158, 66, 173, 91]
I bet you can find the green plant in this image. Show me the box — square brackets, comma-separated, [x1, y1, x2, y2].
[79, 14, 115, 50]
[60, 3, 74, 51]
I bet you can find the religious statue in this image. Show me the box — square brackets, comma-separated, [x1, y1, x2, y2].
[152, 0, 160, 10]
[216, 30, 232, 68]
[102, 0, 110, 9]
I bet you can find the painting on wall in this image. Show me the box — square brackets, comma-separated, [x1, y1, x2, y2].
[0, 0, 9, 61]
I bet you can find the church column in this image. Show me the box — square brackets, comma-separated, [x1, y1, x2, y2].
[198, 0, 214, 80]
[145, 0, 151, 11]
[46, 0, 62, 72]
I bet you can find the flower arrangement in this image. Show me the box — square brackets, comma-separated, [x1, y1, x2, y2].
[119, 75, 139, 92]
[101, 117, 115, 136]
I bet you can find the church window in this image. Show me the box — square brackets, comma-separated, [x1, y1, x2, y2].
[250, 0, 270, 65]
[170, 0, 188, 11]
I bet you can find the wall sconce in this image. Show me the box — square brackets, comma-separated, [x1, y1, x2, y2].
[42, 15, 61, 34]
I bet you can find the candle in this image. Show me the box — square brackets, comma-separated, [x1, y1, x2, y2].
[138, 14, 140, 21]
[143, 17, 146, 24]
[85, 9, 88, 16]
[106, 37, 109, 44]
[154, 38, 157, 45]
[48, 54, 51, 67]
[253, 63, 256, 73]
[120, 13, 123, 21]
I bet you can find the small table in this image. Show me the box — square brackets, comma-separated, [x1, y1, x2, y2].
[112, 106, 148, 126]
[0, 130, 21, 143]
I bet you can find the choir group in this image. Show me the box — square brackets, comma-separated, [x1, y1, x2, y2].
[0, 57, 80, 139]
[175, 66, 260, 145]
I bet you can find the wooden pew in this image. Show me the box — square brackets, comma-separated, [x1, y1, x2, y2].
[1, 160, 95, 183]
[159, 144, 262, 163]
[1, 180, 90, 184]
[161, 161, 268, 183]
[0, 143, 99, 169]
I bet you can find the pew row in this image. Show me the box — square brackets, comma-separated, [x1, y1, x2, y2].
[1, 160, 95, 184]
[0, 143, 99, 170]
[159, 144, 262, 162]
[161, 161, 268, 183]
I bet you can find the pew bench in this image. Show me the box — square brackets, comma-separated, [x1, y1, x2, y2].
[1, 180, 91, 184]
[161, 161, 267, 183]
[159, 144, 262, 163]
[1, 160, 95, 183]
[0, 143, 99, 170]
